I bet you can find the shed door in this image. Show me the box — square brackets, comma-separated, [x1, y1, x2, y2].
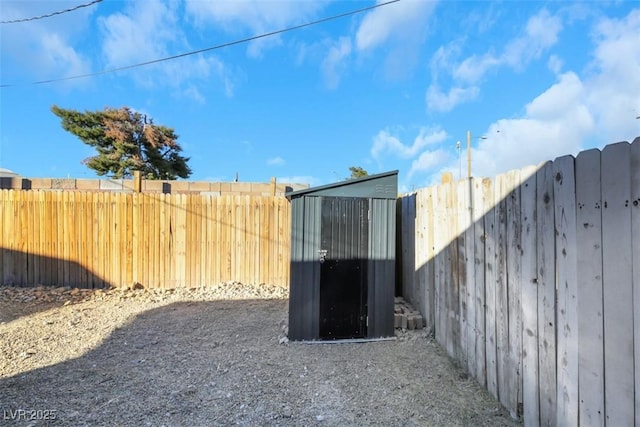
[319, 197, 369, 339]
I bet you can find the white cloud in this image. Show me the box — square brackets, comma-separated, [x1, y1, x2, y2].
[184, 0, 324, 57]
[98, 0, 235, 97]
[355, 0, 435, 51]
[453, 53, 500, 84]
[547, 55, 564, 74]
[451, 9, 639, 181]
[585, 9, 640, 143]
[426, 85, 479, 113]
[267, 157, 286, 166]
[502, 9, 562, 70]
[371, 128, 448, 160]
[0, 1, 93, 85]
[321, 37, 351, 89]
[40, 33, 92, 80]
[429, 42, 463, 81]
[277, 176, 319, 186]
[181, 85, 205, 104]
[408, 149, 450, 178]
[100, 0, 180, 68]
[430, 8, 563, 112]
[467, 72, 594, 178]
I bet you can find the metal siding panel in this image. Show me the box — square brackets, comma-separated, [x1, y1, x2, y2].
[367, 199, 396, 338]
[309, 197, 321, 339]
[288, 198, 304, 340]
[288, 196, 322, 341]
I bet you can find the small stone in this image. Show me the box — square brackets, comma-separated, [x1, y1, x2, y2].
[70, 288, 81, 296]
[63, 300, 72, 306]
[279, 336, 289, 345]
[316, 415, 325, 422]
[282, 407, 292, 418]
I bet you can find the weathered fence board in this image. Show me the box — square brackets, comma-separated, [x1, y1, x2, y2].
[399, 136, 640, 426]
[473, 178, 487, 388]
[520, 166, 538, 426]
[632, 138, 640, 423]
[483, 179, 499, 400]
[464, 179, 477, 378]
[495, 173, 509, 408]
[553, 155, 579, 427]
[575, 149, 605, 427]
[535, 161, 557, 427]
[506, 169, 522, 418]
[0, 192, 291, 288]
[457, 179, 470, 371]
[601, 142, 634, 426]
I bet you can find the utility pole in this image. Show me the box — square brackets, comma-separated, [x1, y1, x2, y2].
[467, 130, 471, 178]
[456, 141, 461, 180]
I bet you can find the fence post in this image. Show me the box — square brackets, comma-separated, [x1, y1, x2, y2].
[270, 177, 276, 196]
[133, 171, 142, 193]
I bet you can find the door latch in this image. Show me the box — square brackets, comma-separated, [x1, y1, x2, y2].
[318, 249, 328, 264]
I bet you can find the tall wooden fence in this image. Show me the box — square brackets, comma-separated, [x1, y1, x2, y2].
[398, 138, 640, 426]
[0, 191, 291, 289]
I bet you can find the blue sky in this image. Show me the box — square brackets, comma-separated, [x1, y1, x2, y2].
[1, 0, 639, 192]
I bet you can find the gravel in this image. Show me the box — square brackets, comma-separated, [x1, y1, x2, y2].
[0, 283, 520, 426]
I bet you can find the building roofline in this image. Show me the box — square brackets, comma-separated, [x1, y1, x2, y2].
[285, 170, 398, 200]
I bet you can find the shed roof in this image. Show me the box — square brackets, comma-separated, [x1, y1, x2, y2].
[286, 170, 398, 200]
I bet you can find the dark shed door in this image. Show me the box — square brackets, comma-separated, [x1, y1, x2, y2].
[319, 197, 369, 339]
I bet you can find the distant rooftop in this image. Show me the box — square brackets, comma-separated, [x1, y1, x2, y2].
[0, 168, 19, 177]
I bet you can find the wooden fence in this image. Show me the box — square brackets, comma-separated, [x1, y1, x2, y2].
[0, 191, 291, 289]
[398, 137, 640, 426]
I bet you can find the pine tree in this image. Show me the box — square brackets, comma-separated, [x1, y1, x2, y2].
[348, 166, 369, 179]
[52, 105, 192, 180]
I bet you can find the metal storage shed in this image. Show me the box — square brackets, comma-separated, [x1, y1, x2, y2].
[286, 170, 398, 341]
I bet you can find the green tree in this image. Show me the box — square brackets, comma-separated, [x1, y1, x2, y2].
[348, 166, 369, 179]
[52, 105, 192, 180]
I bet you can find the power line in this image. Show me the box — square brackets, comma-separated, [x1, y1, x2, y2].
[0, 0, 400, 88]
[0, 0, 103, 24]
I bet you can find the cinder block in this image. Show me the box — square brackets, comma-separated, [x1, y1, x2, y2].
[52, 178, 76, 189]
[29, 178, 52, 189]
[122, 179, 136, 191]
[400, 315, 408, 330]
[414, 315, 424, 329]
[407, 315, 416, 330]
[170, 181, 189, 192]
[76, 179, 101, 190]
[189, 181, 211, 192]
[251, 183, 271, 194]
[219, 183, 231, 193]
[143, 180, 164, 192]
[209, 182, 222, 192]
[100, 179, 123, 190]
[394, 313, 401, 328]
[231, 182, 252, 193]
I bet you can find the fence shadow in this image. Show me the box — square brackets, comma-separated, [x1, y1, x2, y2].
[0, 298, 518, 426]
[0, 248, 112, 323]
[398, 137, 640, 425]
[0, 248, 111, 290]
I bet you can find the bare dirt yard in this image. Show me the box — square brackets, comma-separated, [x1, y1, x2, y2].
[0, 283, 520, 426]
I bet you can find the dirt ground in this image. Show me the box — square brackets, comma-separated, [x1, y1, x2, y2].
[0, 284, 520, 426]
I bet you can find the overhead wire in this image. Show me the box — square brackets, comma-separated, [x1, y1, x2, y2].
[0, 0, 400, 88]
[0, 0, 103, 24]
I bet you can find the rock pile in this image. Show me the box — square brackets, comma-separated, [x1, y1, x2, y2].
[0, 281, 289, 306]
[394, 296, 424, 330]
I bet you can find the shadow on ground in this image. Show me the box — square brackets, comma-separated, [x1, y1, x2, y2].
[0, 299, 519, 426]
